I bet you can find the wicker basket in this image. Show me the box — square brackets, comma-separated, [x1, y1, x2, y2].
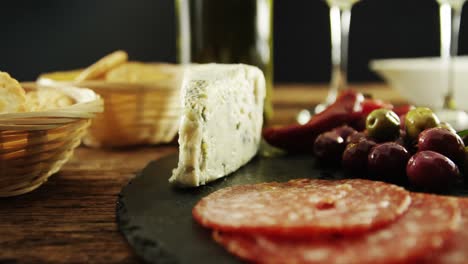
[38, 65, 183, 148]
[0, 83, 103, 197]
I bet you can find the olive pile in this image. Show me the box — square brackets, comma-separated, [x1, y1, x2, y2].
[313, 107, 464, 192]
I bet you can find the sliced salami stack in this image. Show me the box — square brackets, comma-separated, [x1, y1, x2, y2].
[192, 179, 464, 264]
[422, 198, 468, 264]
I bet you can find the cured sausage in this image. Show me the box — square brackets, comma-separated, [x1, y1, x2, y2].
[421, 198, 468, 264]
[213, 193, 460, 264]
[193, 179, 411, 235]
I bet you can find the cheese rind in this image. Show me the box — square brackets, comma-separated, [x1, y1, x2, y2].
[170, 64, 266, 187]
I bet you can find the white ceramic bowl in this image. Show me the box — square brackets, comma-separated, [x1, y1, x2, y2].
[370, 57, 468, 110]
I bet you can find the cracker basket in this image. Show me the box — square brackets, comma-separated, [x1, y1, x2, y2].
[0, 83, 103, 197]
[38, 64, 183, 148]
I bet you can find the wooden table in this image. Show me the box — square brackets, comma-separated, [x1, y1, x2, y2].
[0, 84, 404, 263]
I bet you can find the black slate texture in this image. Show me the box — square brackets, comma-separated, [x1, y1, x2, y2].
[116, 154, 468, 264]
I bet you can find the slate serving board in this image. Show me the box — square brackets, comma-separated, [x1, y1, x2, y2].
[116, 154, 468, 264]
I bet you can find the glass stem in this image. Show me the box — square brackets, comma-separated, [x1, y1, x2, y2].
[440, 3, 462, 109]
[326, 6, 351, 104]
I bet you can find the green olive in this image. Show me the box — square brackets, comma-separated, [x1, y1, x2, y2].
[405, 107, 440, 141]
[437, 122, 457, 134]
[366, 109, 400, 142]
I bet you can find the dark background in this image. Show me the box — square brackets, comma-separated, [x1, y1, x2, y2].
[0, 0, 467, 83]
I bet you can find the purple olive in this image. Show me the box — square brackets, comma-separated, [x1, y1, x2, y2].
[347, 132, 367, 145]
[314, 131, 346, 164]
[342, 138, 376, 174]
[368, 143, 410, 183]
[417, 127, 465, 166]
[333, 125, 357, 144]
[407, 151, 460, 191]
[395, 129, 407, 147]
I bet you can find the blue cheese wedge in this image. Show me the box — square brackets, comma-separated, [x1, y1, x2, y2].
[169, 64, 266, 187]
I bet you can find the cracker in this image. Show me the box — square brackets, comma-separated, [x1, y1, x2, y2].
[105, 62, 173, 83]
[0, 71, 26, 114]
[25, 89, 74, 112]
[75, 50, 128, 82]
[39, 69, 83, 82]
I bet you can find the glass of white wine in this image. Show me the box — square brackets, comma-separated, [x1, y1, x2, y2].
[298, 0, 360, 124]
[435, 0, 468, 130]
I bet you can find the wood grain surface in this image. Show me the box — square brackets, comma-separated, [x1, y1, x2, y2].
[0, 84, 402, 263]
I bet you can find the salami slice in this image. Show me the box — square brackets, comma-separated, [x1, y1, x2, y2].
[213, 193, 461, 264]
[193, 179, 411, 235]
[421, 198, 468, 264]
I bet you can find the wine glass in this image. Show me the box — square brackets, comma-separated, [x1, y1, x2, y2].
[297, 0, 360, 124]
[435, 0, 468, 130]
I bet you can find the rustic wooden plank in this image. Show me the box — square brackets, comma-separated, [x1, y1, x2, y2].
[273, 83, 405, 108]
[0, 146, 176, 263]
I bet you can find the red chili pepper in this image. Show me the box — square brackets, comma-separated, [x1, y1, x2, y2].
[393, 104, 414, 130]
[263, 90, 365, 153]
[361, 99, 393, 116]
[393, 104, 415, 117]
